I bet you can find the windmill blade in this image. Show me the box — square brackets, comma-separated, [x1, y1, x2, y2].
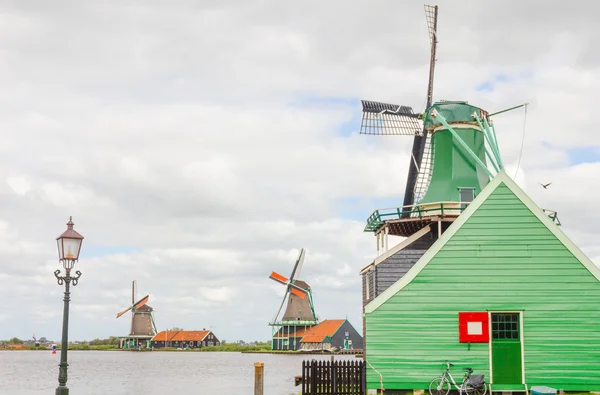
[116, 305, 132, 319]
[412, 133, 434, 205]
[150, 311, 158, 335]
[132, 295, 150, 311]
[132, 280, 136, 305]
[289, 286, 307, 299]
[401, 5, 439, 212]
[272, 290, 289, 322]
[360, 101, 423, 136]
[289, 248, 306, 282]
[269, 271, 288, 286]
[424, 5, 438, 106]
[306, 289, 317, 321]
[425, 5, 438, 48]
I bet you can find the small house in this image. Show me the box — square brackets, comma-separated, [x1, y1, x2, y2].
[152, 329, 220, 349]
[299, 319, 363, 351]
[364, 172, 600, 392]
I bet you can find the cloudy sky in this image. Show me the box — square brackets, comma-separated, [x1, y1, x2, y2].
[1, 0, 598, 342]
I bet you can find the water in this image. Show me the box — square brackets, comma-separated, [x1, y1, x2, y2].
[0, 351, 354, 394]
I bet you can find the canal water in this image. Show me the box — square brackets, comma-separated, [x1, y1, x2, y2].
[0, 350, 356, 394]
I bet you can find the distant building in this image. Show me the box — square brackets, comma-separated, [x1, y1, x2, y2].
[152, 330, 220, 349]
[271, 319, 363, 351]
[299, 319, 363, 351]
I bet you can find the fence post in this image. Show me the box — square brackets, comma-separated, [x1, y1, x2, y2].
[361, 360, 365, 394]
[332, 359, 337, 395]
[254, 362, 264, 395]
[310, 359, 318, 394]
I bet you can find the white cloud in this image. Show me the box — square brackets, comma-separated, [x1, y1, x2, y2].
[6, 176, 32, 196]
[0, 0, 598, 343]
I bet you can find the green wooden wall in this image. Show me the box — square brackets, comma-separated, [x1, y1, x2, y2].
[365, 182, 600, 391]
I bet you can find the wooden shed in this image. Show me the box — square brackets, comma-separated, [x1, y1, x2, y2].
[364, 171, 600, 392]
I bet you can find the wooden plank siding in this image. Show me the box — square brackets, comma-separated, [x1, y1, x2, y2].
[361, 230, 437, 361]
[365, 182, 600, 391]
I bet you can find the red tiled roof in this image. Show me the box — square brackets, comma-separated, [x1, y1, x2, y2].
[152, 330, 210, 342]
[300, 320, 345, 343]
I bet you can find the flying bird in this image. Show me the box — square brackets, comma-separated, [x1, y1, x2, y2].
[539, 182, 552, 189]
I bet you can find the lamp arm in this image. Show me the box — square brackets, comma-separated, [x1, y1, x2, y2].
[54, 269, 83, 286]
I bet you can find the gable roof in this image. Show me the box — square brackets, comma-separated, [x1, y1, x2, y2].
[152, 330, 211, 342]
[300, 319, 345, 343]
[360, 225, 432, 274]
[365, 170, 600, 314]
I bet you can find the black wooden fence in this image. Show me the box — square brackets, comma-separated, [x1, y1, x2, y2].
[301, 359, 365, 395]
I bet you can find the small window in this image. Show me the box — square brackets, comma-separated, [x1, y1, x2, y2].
[491, 313, 519, 340]
[459, 188, 475, 209]
[345, 331, 349, 337]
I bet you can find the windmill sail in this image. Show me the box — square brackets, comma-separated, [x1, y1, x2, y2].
[412, 133, 434, 205]
[282, 280, 316, 321]
[116, 280, 156, 337]
[268, 248, 315, 322]
[360, 101, 422, 136]
[402, 4, 439, 211]
[358, 5, 439, 212]
[289, 248, 305, 282]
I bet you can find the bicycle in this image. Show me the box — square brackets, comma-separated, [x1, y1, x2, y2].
[429, 360, 487, 395]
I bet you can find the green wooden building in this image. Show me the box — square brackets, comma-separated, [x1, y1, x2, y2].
[360, 102, 600, 393]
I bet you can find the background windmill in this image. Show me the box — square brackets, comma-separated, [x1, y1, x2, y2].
[268, 248, 318, 350]
[116, 280, 157, 349]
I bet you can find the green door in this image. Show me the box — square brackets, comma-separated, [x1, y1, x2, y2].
[491, 313, 522, 386]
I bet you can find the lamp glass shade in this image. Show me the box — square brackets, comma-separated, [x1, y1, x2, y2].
[56, 217, 84, 262]
[57, 237, 83, 261]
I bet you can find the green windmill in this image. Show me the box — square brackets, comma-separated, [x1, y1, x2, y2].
[359, 5, 508, 243]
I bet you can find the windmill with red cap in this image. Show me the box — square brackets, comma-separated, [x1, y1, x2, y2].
[268, 249, 319, 350]
[116, 280, 157, 349]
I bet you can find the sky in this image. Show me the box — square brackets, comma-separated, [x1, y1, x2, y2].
[1, 0, 599, 343]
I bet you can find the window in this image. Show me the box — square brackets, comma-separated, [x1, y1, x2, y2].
[345, 331, 349, 337]
[491, 313, 519, 340]
[459, 188, 475, 209]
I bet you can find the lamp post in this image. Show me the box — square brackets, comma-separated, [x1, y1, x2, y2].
[54, 216, 84, 395]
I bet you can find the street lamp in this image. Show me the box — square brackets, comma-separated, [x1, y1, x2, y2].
[54, 216, 84, 395]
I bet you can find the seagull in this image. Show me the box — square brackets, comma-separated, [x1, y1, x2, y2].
[539, 182, 552, 189]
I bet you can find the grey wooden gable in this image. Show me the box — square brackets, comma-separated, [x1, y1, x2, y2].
[361, 226, 439, 306]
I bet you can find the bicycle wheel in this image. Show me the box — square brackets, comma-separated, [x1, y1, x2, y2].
[429, 377, 450, 395]
[466, 383, 487, 395]
[473, 383, 488, 395]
